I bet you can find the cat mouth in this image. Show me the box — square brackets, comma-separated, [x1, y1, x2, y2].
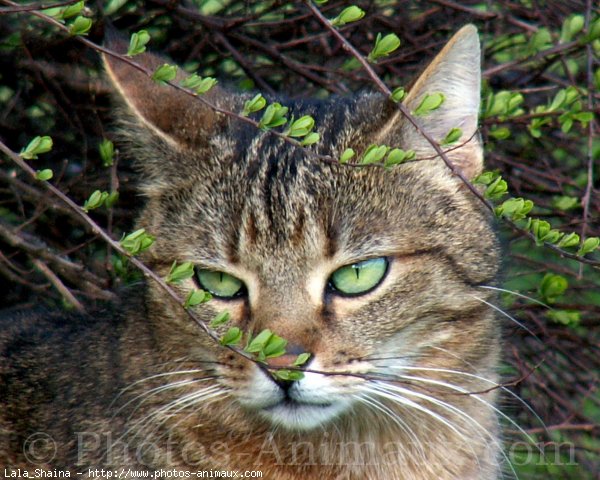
[263, 398, 334, 411]
[259, 398, 344, 431]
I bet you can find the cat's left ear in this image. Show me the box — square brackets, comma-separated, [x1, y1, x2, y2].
[379, 25, 483, 179]
[102, 32, 230, 149]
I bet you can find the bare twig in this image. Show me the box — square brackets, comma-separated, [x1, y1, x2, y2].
[0, 0, 77, 14]
[579, 0, 598, 277]
[31, 257, 85, 313]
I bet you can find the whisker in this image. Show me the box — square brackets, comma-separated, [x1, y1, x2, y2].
[365, 383, 469, 442]
[138, 388, 229, 449]
[415, 349, 549, 436]
[370, 382, 510, 477]
[111, 369, 218, 408]
[356, 393, 423, 449]
[478, 285, 550, 309]
[387, 373, 538, 448]
[116, 376, 219, 421]
[123, 385, 224, 444]
[469, 295, 540, 341]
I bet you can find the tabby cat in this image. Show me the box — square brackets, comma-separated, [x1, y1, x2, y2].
[1, 25, 503, 479]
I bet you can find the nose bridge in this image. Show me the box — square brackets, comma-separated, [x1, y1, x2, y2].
[251, 280, 319, 350]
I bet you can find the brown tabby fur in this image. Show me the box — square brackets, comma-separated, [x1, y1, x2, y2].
[1, 26, 503, 479]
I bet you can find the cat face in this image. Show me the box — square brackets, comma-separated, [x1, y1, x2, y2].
[105, 26, 500, 436]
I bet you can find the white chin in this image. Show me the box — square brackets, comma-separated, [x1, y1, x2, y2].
[260, 401, 347, 431]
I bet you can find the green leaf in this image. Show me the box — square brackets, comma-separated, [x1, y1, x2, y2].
[62, 1, 85, 19]
[529, 218, 561, 246]
[184, 289, 212, 309]
[262, 334, 288, 359]
[484, 176, 508, 200]
[83, 190, 108, 212]
[528, 27, 552, 54]
[390, 86, 405, 103]
[367, 33, 401, 62]
[301, 132, 320, 146]
[287, 115, 315, 137]
[340, 148, 355, 164]
[483, 91, 524, 118]
[441, 127, 462, 146]
[473, 171, 500, 186]
[180, 74, 218, 94]
[105, 191, 119, 209]
[245, 329, 274, 353]
[560, 117, 573, 133]
[577, 237, 600, 256]
[127, 30, 151, 56]
[549, 89, 567, 111]
[69, 16, 92, 36]
[384, 148, 410, 167]
[413, 93, 445, 116]
[557, 232, 580, 248]
[45, 1, 85, 20]
[572, 111, 594, 126]
[361, 144, 389, 165]
[41, 6, 67, 19]
[272, 369, 304, 381]
[120, 229, 155, 255]
[35, 169, 53, 181]
[292, 352, 311, 367]
[105, 0, 128, 15]
[529, 218, 552, 243]
[582, 17, 600, 42]
[560, 14, 585, 43]
[99, 139, 114, 167]
[152, 64, 177, 83]
[552, 196, 579, 211]
[210, 310, 231, 328]
[20, 136, 53, 160]
[494, 197, 533, 221]
[242, 93, 266, 116]
[539, 273, 568, 304]
[331, 6, 365, 27]
[488, 127, 511, 140]
[196, 77, 218, 94]
[220, 327, 243, 346]
[547, 310, 580, 327]
[259, 103, 288, 129]
[166, 261, 195, 284]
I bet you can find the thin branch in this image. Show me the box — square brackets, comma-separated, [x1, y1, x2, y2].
[579, 0, 598, 277]
[31, 257, 85, 313]
[0, 0, 77, 13]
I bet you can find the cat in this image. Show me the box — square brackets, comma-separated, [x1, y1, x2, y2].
[1, 25, 503, 479]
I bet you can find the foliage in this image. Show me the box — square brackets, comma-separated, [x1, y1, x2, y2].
[0, 1, 598, 478]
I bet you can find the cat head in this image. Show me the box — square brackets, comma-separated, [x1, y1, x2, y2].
[104, 25, 500, 439]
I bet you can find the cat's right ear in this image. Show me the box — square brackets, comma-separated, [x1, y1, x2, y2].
[102, 33, 226, 149]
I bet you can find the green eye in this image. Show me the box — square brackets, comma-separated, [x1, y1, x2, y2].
[195, 269, 245, 299]
[329, 257, 389, 296]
